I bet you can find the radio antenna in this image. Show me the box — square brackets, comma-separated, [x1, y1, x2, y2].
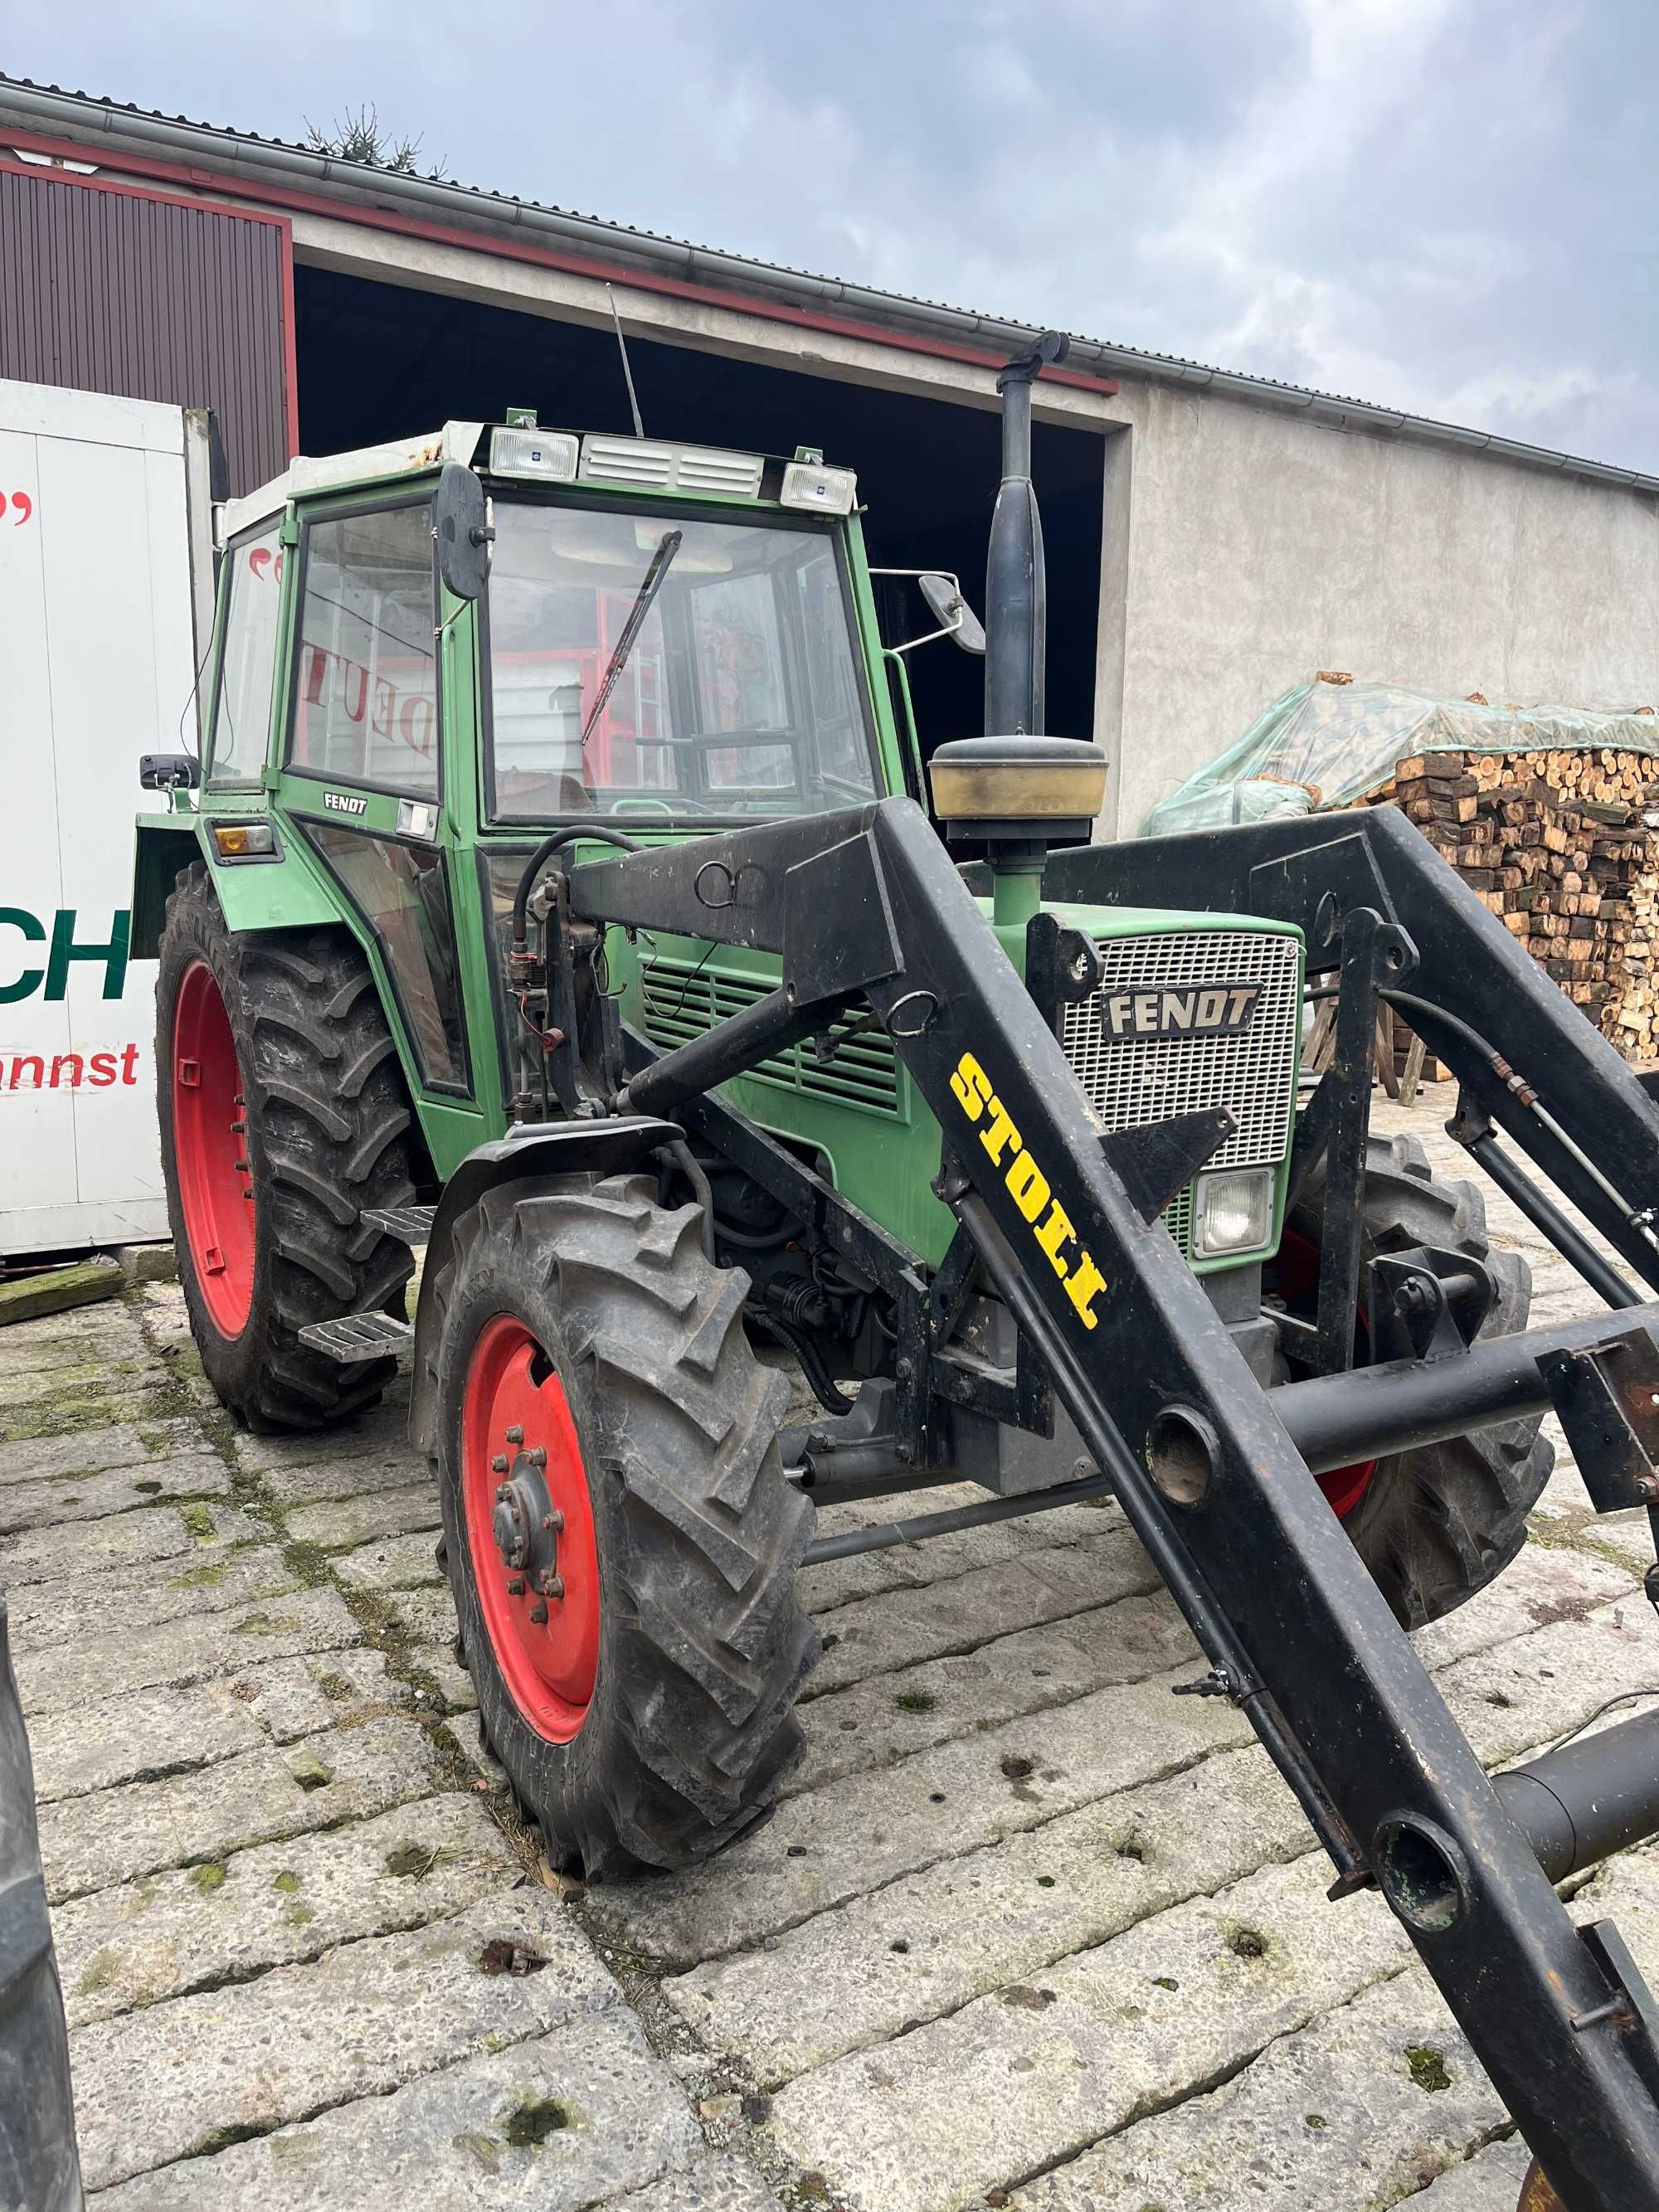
[606, 284, 646, 440]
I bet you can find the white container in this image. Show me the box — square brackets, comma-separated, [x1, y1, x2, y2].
[0, 379, 215, 1256]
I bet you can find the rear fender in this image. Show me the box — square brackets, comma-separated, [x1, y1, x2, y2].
[408, 1116, 684, 1456]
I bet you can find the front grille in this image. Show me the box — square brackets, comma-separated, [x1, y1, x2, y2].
[641, 959, 902, 1117]
[643, 928, 1301, 1245]
[1062, 930, 1301, 1252]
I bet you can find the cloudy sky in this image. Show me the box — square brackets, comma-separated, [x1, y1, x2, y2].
[9, 1, 1655, 469]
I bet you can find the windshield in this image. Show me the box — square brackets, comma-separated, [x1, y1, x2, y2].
[485, 500, 880, 821]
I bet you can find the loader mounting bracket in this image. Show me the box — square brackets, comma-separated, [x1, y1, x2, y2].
[1538, 1329, 1659, 1513]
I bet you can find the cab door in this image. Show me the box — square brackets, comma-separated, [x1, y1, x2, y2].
[273, 490, 488, 1174]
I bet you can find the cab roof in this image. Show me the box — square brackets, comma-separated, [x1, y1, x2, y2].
[219, 422, 855, 547]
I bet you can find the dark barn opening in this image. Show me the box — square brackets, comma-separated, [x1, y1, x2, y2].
[293, 264, 1103, 766]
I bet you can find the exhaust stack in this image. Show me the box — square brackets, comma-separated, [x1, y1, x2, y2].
[984, 330, 1069, 737]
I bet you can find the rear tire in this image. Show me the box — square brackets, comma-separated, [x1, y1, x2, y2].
[429, 1172, 819, 1879]
[1281, 1130, 1553, 1629]
[156, 863, 417, 1432]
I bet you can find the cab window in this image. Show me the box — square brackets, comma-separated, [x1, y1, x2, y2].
[484, 502, 878, 821]
[207, 527, 283, 787]
[288, 503, 440, 798]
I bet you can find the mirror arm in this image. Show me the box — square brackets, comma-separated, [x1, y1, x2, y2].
[884, 607, 966, 658]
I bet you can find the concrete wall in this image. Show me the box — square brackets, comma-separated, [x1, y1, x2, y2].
[1098, 380, 1659, 839]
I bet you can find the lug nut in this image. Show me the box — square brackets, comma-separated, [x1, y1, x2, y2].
[495, 1484, 512, 1505]
[526, 1446, 547, 1470]
[541, 1509, 564, 1532]
[529, 1601, 549, 1624]
[505, 1425, 523, 1445]
[507, 1577, 525, 1596]
[491, 1455, 508, 1474]
[544, 1575, 565, 1600]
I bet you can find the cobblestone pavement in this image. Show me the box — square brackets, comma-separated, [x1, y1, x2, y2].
[7, 1091, 1659, 2209]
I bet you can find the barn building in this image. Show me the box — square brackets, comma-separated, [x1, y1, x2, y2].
[3, 73, 1657, 835]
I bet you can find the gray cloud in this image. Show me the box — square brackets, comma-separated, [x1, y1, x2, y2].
[9, 0, 1655, 465]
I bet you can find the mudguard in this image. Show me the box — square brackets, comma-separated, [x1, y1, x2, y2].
[130, 815, 340, 960]
[407, 1115, 684, 1455]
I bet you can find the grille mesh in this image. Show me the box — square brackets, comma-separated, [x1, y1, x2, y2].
[641, 960, 901, 1116]
[642, 927, 1301, 1232]
[1062, 930, 1301, 1178]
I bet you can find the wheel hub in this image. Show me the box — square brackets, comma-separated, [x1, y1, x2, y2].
[491, 1453, 565, 1593]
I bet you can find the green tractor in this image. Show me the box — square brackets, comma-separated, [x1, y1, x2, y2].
[136, 333, 1659, 2208]
[129, 338, 1548, 1863]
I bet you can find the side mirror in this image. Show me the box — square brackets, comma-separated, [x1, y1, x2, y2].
[139, 753, 201, 792]
[433, 463, 492, 602]
[919, 572, 986, 655]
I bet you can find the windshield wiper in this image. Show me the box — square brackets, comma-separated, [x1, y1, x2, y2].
[580, 530, 683, 747]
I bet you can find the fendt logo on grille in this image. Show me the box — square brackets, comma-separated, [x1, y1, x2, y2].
[1102, 984, 1262, 1041]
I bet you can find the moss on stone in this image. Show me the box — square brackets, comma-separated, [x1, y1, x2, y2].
[1406, 2045, 1452, 2093]
[502, 2096, 571, 2147]
[182, 1502, 215, 1540]
[189, 1862, 227, 1895]
[385, 1843, 440, 1879]
[283, 1539, 333, 1588]
[272, 1871, 302, 1894]
[172, 1559, 229, 1589]
[75, 1947, 123, 1995]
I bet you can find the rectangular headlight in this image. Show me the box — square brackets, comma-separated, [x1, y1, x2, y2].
[210, 822, 275, 860]
[1191, 1168, 1273, 1257]
[489, 426, 579, 483]
[780, 459, 857, 514]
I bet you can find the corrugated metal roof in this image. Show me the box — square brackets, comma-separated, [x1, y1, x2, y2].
[3, 71, 1656, 498]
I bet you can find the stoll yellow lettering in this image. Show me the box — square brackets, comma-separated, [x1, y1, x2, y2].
[946, 1049, 1108, 1330]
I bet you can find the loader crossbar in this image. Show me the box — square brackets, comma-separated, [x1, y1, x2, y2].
[572, 796, 1659, 2209]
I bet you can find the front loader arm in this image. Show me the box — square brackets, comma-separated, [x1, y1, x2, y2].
[572, 796, 1659, 2209]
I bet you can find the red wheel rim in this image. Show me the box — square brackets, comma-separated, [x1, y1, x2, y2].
[461, 1315, 600, 1744]
[1266, 1229, 1379, 1520]
[172, 960, 256, 1338]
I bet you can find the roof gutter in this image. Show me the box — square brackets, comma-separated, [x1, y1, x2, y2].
[5, 76, 1657, 498]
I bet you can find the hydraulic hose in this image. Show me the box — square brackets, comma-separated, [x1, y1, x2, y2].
[747, 1308, 855, 1417]
[509, 824, 640, 952]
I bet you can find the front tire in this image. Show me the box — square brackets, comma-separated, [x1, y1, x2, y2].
[1277, 1130, 1553, 1628]
[430, 1172, 819, 1879]
[156, 865, 417, 1432]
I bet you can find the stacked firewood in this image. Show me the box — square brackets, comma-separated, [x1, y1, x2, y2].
[1359, 746, 1659, 1063]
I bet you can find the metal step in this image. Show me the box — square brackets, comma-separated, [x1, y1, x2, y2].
[361, 1204, 438, 1246]
[297, 1311, 414, 1362]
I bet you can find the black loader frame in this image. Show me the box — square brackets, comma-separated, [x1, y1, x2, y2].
[501, 790, 1659, 2211]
